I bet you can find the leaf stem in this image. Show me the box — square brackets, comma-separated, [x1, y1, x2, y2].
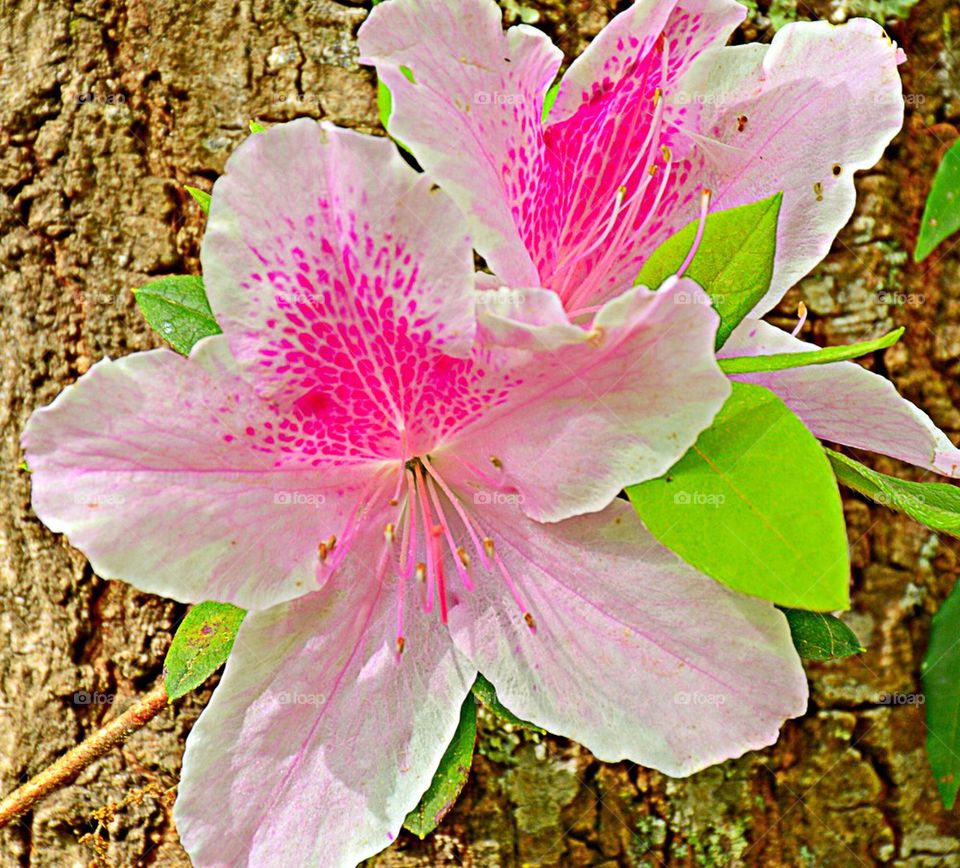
[0, 683, 170, 828]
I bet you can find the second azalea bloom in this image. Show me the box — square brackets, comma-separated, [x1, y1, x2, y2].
[359, 0, 905, 317]
[23, 120, 806, 866]
[361, 0, 960, 481]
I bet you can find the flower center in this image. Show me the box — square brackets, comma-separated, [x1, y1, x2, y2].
[319, 455, 535, 657]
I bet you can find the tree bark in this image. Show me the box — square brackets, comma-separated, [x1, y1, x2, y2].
[1, 0, 959, 864]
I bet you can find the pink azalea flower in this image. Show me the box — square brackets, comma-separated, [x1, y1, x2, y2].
[361, 0, 960, 479]
[23, 120, 806, 865]
[359, 0, 904, 316]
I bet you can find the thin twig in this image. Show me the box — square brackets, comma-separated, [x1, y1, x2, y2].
[0, 684, 170, 828]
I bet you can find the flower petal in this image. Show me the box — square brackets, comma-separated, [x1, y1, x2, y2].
[549, 0, 743, 124]
[722, 319, 960, 477]
[175, 551, 475, 867]
[202, 118, 477, 421]
[676, 18, 904, 315]
[445, 498, 808, 776]
[358, 0, 562, 287]
[21, 335, 381, 609]
[442, 278, 731, 522]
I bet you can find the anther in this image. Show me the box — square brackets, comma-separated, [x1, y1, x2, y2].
[791, 301, 808, 337]
[384, 522, 396, 544]
[326, 534, 337, 551]
[396, 636, 406, 655]
[490, 455, 503, 469]
[457, 547, 471, 568]
[524, 612, 537, 632]
[388, 498, 399, 507]
[483, 538, 495, 559]
[318, 541, 328, 562]
[653, 87, 662, 106]
[661, 145, 672, 163]
[588, 325, 606, 348]
[416, 562, 427, 583]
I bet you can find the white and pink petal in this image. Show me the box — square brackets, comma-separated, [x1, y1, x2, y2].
[674, 18, 905, 316]
[174, 539, 476, 867]
[445, 498, 809, 776]
[22, 336, 382, 610]
[444, 277, 731, 523]
[202, 118, 477, 445]
[722, 319, 960, 477]
[358, 0, 561, 288]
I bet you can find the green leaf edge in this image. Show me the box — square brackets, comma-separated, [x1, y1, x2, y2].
[403, 692, 477, 839]
[471, 673, 545, 733]
[780, 607, 864, 661]
[719, 328, 904, 375]
[163, 601, 246, 700]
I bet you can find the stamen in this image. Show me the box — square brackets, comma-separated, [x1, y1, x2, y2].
[678, 188, 712, 278]
[483, 537, 495, 559]
[413, 463, 438, 612]
[422, 456, 494, 571]
[384, 522, 396, 544]
[558, 37, 673, 311]
[396, 635, 405, 655]
[791, 300, 808, 337]
[400, 470, 419, 578]
[427, 475, 474, 591]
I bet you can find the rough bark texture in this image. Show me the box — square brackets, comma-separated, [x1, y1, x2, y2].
[1, 0, 959, 864]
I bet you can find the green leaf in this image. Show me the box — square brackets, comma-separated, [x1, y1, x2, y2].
[471, 674, 544, 733]
[184, 185, 211, 215]
[377, 79, 393, 132]
[376, 67, 415, 154]
[827, 449, 960, 538]
[719, 328, 904, 375]
[542, 81, 560, 122]
[916, 139, 960, 262]
[923, 579, 960, 809]
[627, 382, 850, 610]
[635, 193, 782, 348]
[403, 692, 476, 838]
[134, 275, 221, 355]
[164, 601, 246, 700]
[781, 608, 864, 660]
[249, 120, 266, 134]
